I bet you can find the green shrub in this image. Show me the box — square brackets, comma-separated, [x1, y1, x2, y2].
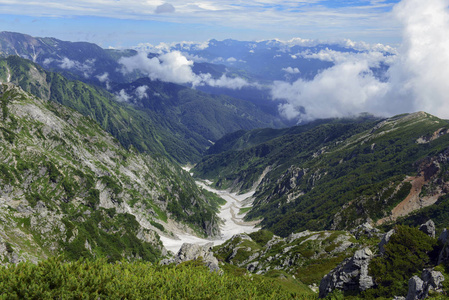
[366, 225, 438, 298]
[249, 230, 274, 246]
[150, 220, 165, 232]
[0, 257, 315, 299]
[45, 161, 60, 183]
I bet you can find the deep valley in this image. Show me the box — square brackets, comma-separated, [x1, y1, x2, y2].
[0, 29, 449, 299]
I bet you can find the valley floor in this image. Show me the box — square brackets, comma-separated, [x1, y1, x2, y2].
[159, 179, 259, 253]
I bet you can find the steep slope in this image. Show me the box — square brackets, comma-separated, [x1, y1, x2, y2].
[193, 112, 449, 236]
[193, 116, 379, 192]
[0, 55, 209, 163]
[0, 55, 285, 163]
[110, 77, 285, 143]
[0, 82, 221, 263]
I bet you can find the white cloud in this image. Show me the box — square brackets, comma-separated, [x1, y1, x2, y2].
[155, 3, 175, 14]
[272, 60, 389, 121]
[119, 50, 253, 89]
[301, 48, 395, 66]
[96, 72, 109, 82]
[198, 74, 250, 89]
[226, 57, 237, 62]
[119, 51, 197, 84]
[43, 58, 54, 66]
[96, 72, 110, 89]
[181, 53, 208, 62]
[385, 0, 449, 118]
[271, 0, 449, 121]
[59, 57, 76, 69]
[115, 89, 131, 102]
[58, 57, 95, 78]
[282, 67, 300, 74]
[135, 85, 149, 99]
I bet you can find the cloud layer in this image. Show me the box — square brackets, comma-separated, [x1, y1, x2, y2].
[119, 50, 253, 89]
[271, 0, 449, 121]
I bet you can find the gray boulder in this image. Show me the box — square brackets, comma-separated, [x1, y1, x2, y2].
[160, 242, 220, 272]
[438, 229, 449, 265]
[406, 276, 425, 300]
[406, 269, 444, 300]
[439, 228, 449, 245]
[422, 269, 445, 295]
[319, 247, 374, 298]
[419, 220, 436, 238]
[379, 229, 395, 254]
[350, 222, 381, 239]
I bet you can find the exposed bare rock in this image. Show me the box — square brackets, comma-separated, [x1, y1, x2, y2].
[406, 269, 444, 300]
[160, 243, 220, 272]
[379, 229, 395, 254]
[438, 228, 449, 265]
[350, 222, 381, 239]
[319, 248, 374, 298]
[421, 269, 445, 294]
[419, 220, 436, 238]
[439, 228, 449, 245]
[406, 276, 425, 300]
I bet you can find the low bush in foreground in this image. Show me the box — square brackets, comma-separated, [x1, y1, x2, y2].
[0, 257, 315, 299]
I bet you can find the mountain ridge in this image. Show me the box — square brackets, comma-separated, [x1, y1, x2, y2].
[0, 82, 223, 263]
[193, 112, 449, 237]
[0, 55, 284, 163]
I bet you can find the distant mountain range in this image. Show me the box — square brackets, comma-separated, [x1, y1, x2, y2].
[0, 50, 284, 163]
[0, 31, 394, 123]
[1, 30, 446, 242]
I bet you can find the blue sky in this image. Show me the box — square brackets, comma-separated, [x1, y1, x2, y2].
[0, 0, 401, 48]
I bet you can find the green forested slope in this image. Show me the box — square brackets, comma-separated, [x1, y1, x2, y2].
[0, 55, 208, 163]
[0, 56, 284, 163]
[193, 112, 449, 236]
[0, 83, 221, 263]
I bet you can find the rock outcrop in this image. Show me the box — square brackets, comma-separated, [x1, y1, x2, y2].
[214, 230, 360, 278]
[406, 269, 444, 300]
[160, 243, 220, 272]
[350, 222, 381, 239]
[419, 220, 436, 238]
[438, 228, 449, 265]
[407, 276, 425, 300]
[319, 247, 374, 298]
[379, 229, 395, 254]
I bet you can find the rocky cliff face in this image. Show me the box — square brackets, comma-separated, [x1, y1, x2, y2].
[0, 83, 220, 263]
